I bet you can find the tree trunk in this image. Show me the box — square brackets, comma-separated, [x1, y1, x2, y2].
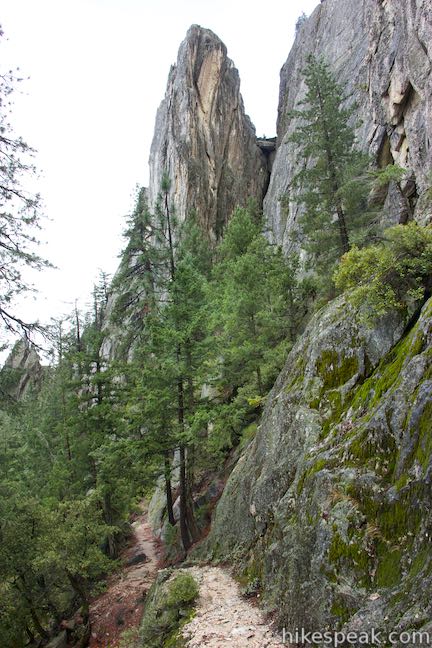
[75, 303, 82, 353]
[25, 626, 36, 645]
[37, 575, 61, 624]
[179, 444, 192, 552]
[103, 491, 117, 558]
[66, 571, 91, 648]
[185, 341, 199, 540]
[17, 574, 49, 641]
[335, 203, 350, 254]
[165, 189, 176, 281]
[250, 314, 264, 396]
[164, 451, 176, 526]
[256, 365, 264, 396]
[186, 446, 200, 541]
[316, 86, 350, 255]
[165, 184, 196, 552]
[177, 346, 191, 553]
[29, 605, 49, 641]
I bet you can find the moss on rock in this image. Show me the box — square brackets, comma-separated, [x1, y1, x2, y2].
[316, 349, 359, 390]
[208, 295, 432, 636]
[139, 570, 199, 648]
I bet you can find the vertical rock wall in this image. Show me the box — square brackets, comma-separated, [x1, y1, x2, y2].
[148, 25, 268, 239]
[265, 0, 432, 252]
[1, 339, 44, 400]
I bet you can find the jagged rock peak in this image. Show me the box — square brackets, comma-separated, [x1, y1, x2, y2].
[148, 25, 269, 239]
[1, 339, 44, 400]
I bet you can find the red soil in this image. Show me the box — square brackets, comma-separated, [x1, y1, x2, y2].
[88, 505, 160, 648]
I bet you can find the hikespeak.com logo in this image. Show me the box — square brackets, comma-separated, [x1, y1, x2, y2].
[281, 628, 432, 646]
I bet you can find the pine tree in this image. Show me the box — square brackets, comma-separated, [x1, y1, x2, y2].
[207, 206, 300, 446]
[117, 176, 210, 553]
[0, 28, 52, 340]
[143, 183, 209, 552]
[289, 55, 374, 273]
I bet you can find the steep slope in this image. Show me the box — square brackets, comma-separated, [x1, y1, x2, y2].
[265, 0, 432, 252]
[148, 25, 268, 239]
[208, 295, 432, 635]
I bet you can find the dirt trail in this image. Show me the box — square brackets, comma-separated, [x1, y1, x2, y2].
[87, 510, 283, 647]
[88, 505, 160, 648]
[181, 566, 285, 648]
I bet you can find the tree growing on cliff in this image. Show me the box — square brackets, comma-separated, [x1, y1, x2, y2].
[289, 55, 374, 274]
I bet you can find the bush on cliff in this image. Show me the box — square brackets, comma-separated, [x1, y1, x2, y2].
[334, 222, 432, 321]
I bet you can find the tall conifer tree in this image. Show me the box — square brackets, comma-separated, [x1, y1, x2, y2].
[289, 55, 374, 272]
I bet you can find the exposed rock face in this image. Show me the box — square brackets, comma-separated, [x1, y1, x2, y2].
[208, 296, 432, 635]
[148, 25, 268, 239]
[265, 0, 432, 252]
[101, 26, 269, 360]
[1, 339, 44, 400]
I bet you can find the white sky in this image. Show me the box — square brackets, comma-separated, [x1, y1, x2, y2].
[1, 0, 318, 351]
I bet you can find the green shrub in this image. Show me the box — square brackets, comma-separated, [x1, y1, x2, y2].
[334, 223, 432, 322]
[239, 421, 258, 450]
[166, 572, 199, 608]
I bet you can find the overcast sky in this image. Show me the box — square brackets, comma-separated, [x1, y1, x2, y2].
[1, 0, 318, 352]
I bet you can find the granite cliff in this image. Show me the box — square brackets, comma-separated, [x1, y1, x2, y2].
[265, 0, 432, 252]
[208, 294, 432, 636]
[0, 339, 44, 401]
[203, 0, 432, 637]
[148, 25, 268, 239]
[99, 4, 432, 638]
[100, 25, 269, 360]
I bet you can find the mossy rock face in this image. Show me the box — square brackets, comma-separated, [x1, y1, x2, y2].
[208, 295, 432, 636]
[139, 570, 198, 648]
[316, 349, 360, 390]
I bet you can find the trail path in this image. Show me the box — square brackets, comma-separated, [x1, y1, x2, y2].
[181, 566, 285, 648]
[88, 505, 160, 648]
[86, 508, 283, 647]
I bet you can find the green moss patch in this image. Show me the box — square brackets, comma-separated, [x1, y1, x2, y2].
[239, 422, 258, 450]
[328, 531, 371, 586]
[347, 428, 398, 477]
[140, 571, 199, 648]
[414, 401, 432, 471]
[351, 327, 425, 413]
[330, 597, 355, 624]
[316, 350, 359, 390]
[409, 547, 431, 579]
[297, 457, 328, 495]
[375, 544, 402, 588]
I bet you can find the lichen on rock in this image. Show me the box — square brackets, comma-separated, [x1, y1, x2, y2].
[207, 294, 432, 636]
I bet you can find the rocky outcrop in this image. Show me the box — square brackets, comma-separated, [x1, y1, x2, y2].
[1, 339, 44, 401]
[148, 25, 268, 239]
[101, 27, 269, 360]
[265, 0, 432, 252]
[207, 295, 432, 636]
